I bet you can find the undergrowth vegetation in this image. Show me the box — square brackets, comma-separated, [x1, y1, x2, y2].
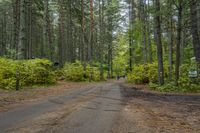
[127, 62, 169, 84]
[62, 61, 101, 82]
[0, 58, 104, 90]
[0, 58, 56, 90]
[127, 62, 200, 92]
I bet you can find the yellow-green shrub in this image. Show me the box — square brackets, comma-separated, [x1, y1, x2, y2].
[21, 59, 55, 85]
[127, 64, 149, 84]
[179, 64, 199, 91]
[0, 58, 56, 90]
[62, 61, 101, 81]
[127, 62, 169, 84]
[149, 63, 199, 92]
[86, 66, 101, 81]
[63, 61, 85, 81]
[0, 58, 17, 89]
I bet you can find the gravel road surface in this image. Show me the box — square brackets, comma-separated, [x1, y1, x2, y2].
[0, 81, 199, 133]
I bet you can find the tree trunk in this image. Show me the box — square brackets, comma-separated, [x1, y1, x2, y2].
[13, 0, 21, 59]
[58, 0, 65, 66]
[18, 0, 26, 59]
[89, 0, 94, 62]
[44, 0, 53, 60]
[99, 0, 104, 80]
[147, 0, 152, 63]
[190, 0, 200, 73]
[141, 0, 147, 64]
[175, 0, 183, 86]
[167, 0, 173, 80]
[154, 0, 164, 85]
[27, 0, 32, 59]
[129, 1, 133, 71]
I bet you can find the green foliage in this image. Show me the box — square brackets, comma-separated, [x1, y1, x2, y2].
[127, 61, 199, 92]
[113, 33, 128, 76]
[149, 82, 200, 93]
[20, 59, 56, 85]
[127, 62, 169, 84]
[0, 58, 56, 90]
[127, 64, 149, 84]
[149, 62, 200, 93]
[62, 61, 101, 82]
[63, 61, 85, 81]
[0, 58, 17, 89]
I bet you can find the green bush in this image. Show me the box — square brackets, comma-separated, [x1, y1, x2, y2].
[148, 63, 200, 93]
[178, 64, 199, 91]
[0, 58, 56, 90]
[147, 63, 159, 83]
[0, 58, 17, 89]
[21, 59, 56, 85]
[63, 61, 101, 82]
[127, 63, 169, 84]
[86, 66, 101, 81]
[127, 64, 149, 84]
[63, 61, 85, 81]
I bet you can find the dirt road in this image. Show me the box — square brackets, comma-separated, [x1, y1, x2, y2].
[0, 81, 200, 133]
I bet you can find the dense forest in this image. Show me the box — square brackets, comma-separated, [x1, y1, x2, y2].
[0, 0, 200, 92]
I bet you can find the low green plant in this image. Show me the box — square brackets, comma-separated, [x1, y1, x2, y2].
[0, 58, 56, 90]
[21, 59, 56, 85]
[62, 61, 101, 82]
[127, 62, 168, 84]
[127, 62, 200, 92]
[127, 64, 149, 84]
[148, 63, 200, 93]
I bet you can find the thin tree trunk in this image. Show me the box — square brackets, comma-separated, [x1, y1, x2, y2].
[99, 0, 104, 80]
[89, 0, 94, 81]
[13, 0, 21, 59]
[28, 0, 32, 59]
[168, 0, 173, 80]
[147, 0, 152, 63]
[45, 0, 53, 60]
[58, 0, 65, 66]
[129, 1, 133, 71]
[81, 0, 85, 62]
[18, 0, 26, 59]
[154, 0, 164, 85]
[141, 0, 147, 64]
[89, 0, 94, 62]
[175, 0, 183, 86]
[190, 0, 200, 72]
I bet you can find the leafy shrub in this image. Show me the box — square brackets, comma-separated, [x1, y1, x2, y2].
[63, 61, 85, 81]
[0, 58, 17, 89]
[54, 69, 65, 80]
[127, 64, 149, 84]
[178, 64, 200, 91]
[149, 82, 200, 93]
[148, 63, 159, 83]
[63, 61, 101, 82]
[0, 58, 56, 90]
[149, 82, 175, 92]
[149, 63, 200, 93]
[21, 59, 55, 85]
[127, 63, 169, 84]
[86, 66, 101, 81]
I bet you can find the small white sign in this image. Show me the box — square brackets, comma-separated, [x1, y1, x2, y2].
[188, 71, 198, 78]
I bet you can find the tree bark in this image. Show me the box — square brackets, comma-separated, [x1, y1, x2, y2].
[58, 0, 65, 66]
[190, 0, 200, 73]
[13, 0, 21, 59]
[154, 0, 164, 85]
[175, 0, 183, 86]
[18, 0, 26, 59]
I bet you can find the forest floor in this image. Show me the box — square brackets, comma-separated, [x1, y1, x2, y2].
[0, 80, 200, 133]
